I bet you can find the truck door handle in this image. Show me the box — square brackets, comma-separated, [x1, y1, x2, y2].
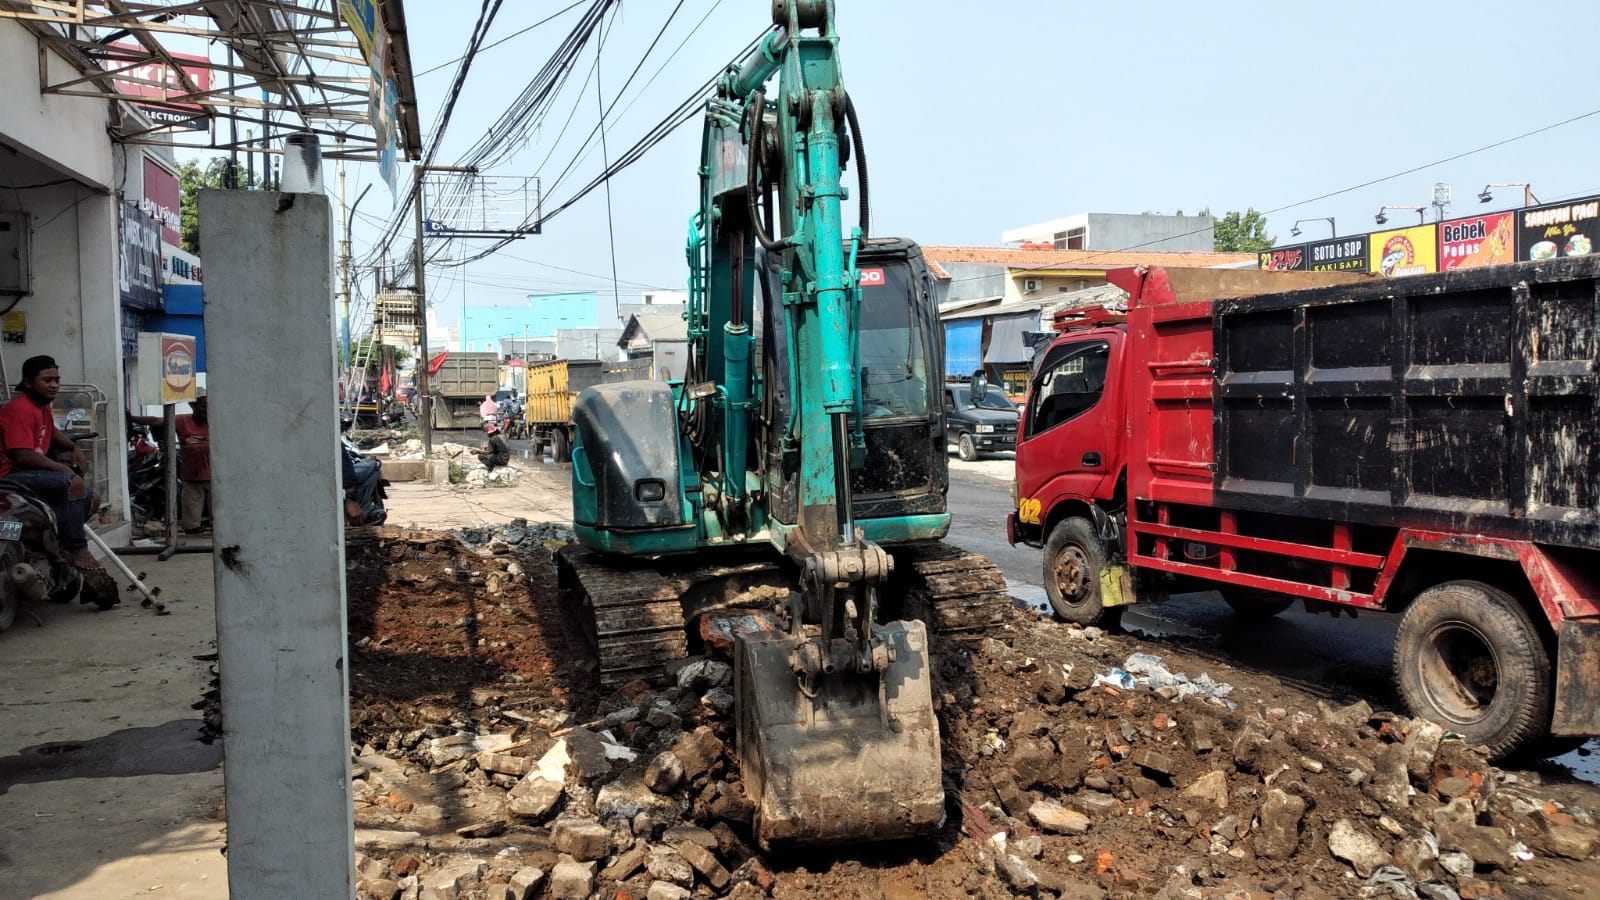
[1082, 452, 1101, 467]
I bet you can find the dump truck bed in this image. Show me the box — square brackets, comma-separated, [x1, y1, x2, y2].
[1121, 257, 1600, 550]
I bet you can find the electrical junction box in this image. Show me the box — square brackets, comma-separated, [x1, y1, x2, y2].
[0, 211, 31, 297]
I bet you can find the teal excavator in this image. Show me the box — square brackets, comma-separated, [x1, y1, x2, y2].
[559, 0, 1007, 849]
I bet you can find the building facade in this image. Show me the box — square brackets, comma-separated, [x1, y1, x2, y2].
[1002, 212, 1216, 253]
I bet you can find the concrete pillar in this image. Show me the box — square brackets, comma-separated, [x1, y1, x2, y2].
[76, 190, 130, 528]
[199, 189, 354, 899]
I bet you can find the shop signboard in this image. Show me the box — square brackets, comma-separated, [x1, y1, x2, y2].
[119, 201, 163, 311]
[1439, 212, 1516, 270]
[1517, 196, 1600, 261]
[1258, 244, 1308, 271]
[1306, 235, 1369, 273]
[137, 332, 197, 405]
[112, 42, 212, 131]
[143, 158, 182, 247]
[1369, 225, 1437, 278]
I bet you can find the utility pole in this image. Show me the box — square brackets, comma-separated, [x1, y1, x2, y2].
[412, 164, 477, 454]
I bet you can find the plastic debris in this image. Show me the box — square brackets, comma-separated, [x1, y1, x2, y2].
[1119, 652, 1238, 708]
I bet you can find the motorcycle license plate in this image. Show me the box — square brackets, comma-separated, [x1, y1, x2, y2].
[0, 520, 21, 541]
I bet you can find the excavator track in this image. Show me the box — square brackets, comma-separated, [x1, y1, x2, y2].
[558, 539, 1010, 688]
[890, 541, 1012, 633]
[556, 544, 783, 689]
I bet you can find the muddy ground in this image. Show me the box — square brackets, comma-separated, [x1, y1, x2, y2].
[341, 526, 1600, 900]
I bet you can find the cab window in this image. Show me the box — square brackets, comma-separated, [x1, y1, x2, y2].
[1027, 340, 1110, 436]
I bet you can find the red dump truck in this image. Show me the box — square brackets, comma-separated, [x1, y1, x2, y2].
[1008, 261, 1600, 760]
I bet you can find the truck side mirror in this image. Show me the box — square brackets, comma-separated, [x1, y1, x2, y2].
[971, 372, 989, 403]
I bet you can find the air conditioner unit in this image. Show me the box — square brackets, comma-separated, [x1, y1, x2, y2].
[1022, 278, 1042, 293]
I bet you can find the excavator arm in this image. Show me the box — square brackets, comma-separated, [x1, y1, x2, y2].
[685, 0, 944, 848]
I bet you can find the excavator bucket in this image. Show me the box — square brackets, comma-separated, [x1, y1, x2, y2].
[733, 620, 945, 850]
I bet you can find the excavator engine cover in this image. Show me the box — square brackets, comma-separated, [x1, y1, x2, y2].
[734, 619, 945, 849]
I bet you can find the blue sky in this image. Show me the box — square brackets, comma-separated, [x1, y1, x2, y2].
[336, 0, 1600, 329]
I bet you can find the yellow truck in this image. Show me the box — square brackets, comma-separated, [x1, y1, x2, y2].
[525, 358, 654, 460]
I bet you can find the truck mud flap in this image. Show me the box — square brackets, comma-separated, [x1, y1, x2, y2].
[734, 620, 945, 850]
[1552, 619, 1600, 737]
[1099, 562, 1134, 607]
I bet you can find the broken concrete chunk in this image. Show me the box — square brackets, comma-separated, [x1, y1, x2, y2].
[1132, 748, 1175, 778]
[564, 729, 615, 783]
[1028, 799, 1091, 834]
[476, 751, 533, 777]
[644, 751, 686, 795]
[1074, 791, 1122, 818]
[549, 855, 597, 900]
[1180, 770, 1229, 809]
[1328, 818, 1390, 878]
[671, 726, 725, 779]
[504, 867, 545, 900]
[1255, 788, 1306, 861]
[1537, 822, 1600, 860]
[1320, 699, 1374, 728]
[676, 659, 732, 693]
[662, 824, 717, 848]
[597, 771, 683, 822]
[646, 882, 691, 900]
[551, 818, 611, 862]
[1404, 718, 1446, 779]
[508, 775, 564, 820]
[674, 839, 731, 890]
[994, 853, 1038, 890]
[600, 845, 646, 882]
[646, 846, 695, 887]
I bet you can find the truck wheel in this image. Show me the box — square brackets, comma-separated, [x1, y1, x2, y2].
[1220, 588, 1297, 620]
[552, 428, 571, 463]
[957, 433, 979, 462]
[1043, 517, 1122, 628]
[1393, 580, 1551, 761]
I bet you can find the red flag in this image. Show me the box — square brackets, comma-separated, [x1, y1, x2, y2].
[428, 350, 449, 377]
[379, 367, 391, 394]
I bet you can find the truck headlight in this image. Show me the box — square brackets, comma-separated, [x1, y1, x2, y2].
[975, 424, 995, 433]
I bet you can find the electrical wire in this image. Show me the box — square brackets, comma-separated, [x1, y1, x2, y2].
[415, 0, 588, 78]
[593, 13, 624, 320]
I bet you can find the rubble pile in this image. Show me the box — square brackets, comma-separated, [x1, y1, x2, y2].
[943, 620, 1600, 899]
[344, 531, 1600, 899]
[455, 518, 575, 553]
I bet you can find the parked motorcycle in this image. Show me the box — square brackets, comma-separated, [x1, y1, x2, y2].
[341, 429, 388, 526]
[0, 474, 119, 632]
[126, 421, 166, 527]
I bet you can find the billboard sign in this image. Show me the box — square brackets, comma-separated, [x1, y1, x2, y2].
[1438, 212, 1516, 270]
[1370, 225, 1437, 278]
[138, 333, 197, 405]
[1306, 235, 1369, 273]
[1258, 244, 1308, 271]
[119, 201, 163, 311]
[338, 0, 381, 65]
[111, 43, 212, 131]
[142, 158, 182, 247]
[1518, 197, 1600, 261]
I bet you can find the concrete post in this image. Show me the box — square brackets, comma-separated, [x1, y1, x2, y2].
[198, 189, 354, 899]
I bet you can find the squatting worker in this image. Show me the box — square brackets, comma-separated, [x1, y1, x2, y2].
[0, 355, 101, 571]
[131, 388, 210, 533]
[477, 420, 510, 472]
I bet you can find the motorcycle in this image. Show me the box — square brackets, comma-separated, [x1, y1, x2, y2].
[341, 428, 388, 526]
[0, 466, 120, 632]
[126, 421, 165, 527]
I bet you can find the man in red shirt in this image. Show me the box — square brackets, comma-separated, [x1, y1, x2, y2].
[133, 387, 209, 533]
[0, 355, 99, 570]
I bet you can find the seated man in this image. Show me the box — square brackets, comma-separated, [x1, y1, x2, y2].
[477, 420, 510, 472]
[0, 355, 100, 571]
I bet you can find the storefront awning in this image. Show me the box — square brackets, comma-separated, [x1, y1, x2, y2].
[984, 312, 1040, 364]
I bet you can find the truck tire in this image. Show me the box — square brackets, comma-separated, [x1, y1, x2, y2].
[957, 432, 979, 462]
[552, 428, 571, 463]
[1393, 580, 1551, 761]
[1043, 517, 1122, 628]
[1220, 587, 1297, 620]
